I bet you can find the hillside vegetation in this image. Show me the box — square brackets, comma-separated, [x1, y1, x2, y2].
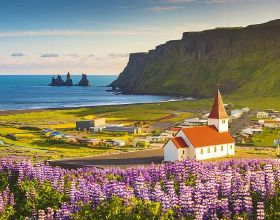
[112, 19, 280, 98]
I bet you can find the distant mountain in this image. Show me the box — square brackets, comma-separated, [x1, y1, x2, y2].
[111, 19, 280, 98]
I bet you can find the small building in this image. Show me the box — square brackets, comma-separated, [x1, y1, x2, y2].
[50, 131, 63, 139]
[103, 126, 141, 134]
[76, 120, 93, 131]
[164, 89, 235, 162]
[62, 134, 77, 143]
[257, 112, 269, 119]
[92, 118, 106, 127]
[242, 107, 250, 113]
[112, 140, 126, 147]
[89, 126, 105, 133]
[146, 136, 164, 142]
[264, 120, 280, 129]
[133, 139, 150, 147]
[183, 118, 208, 127]
[230, 109, 243, 119]
[77, 138, 102, 146]
[234, 133, 252, 145]
[104, 140, 126, 147]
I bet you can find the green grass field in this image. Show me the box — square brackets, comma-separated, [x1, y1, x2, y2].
[253, 128, 279, 147]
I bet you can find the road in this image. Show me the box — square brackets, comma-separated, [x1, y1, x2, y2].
[48, 147, 164, 169]
[229, 110, 257, 135]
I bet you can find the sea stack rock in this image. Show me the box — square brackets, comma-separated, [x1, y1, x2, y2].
[49, 75, 66, 86]
[78, 74, 90, 86]
[65, 72, 73, 86]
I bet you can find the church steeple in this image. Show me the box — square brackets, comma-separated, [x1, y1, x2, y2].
[208, 89, 229, 133]
[208, 89, 229, 119]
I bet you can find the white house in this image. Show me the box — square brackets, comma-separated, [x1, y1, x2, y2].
[257, 112, 269, 119]
[264, 120, 280, 128]
[164, 89, 235, 161]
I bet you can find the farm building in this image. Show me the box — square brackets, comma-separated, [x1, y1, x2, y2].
[164, 89, 235, 162]
[76, 120, 93, 131]
[103, 126, 141, 134]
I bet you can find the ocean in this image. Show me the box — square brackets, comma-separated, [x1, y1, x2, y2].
[0, 75, 174, 110]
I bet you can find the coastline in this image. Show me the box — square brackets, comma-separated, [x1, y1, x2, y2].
[0, 97, 195, 116]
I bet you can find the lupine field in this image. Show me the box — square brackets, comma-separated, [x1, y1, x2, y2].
[0, 159, 280, 219]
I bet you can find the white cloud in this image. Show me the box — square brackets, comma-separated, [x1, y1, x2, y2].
[148, 6, 184, 13]
[41, 53, 59, 58]
[66, 53, 80, 58]
[11, 53, 25, 57]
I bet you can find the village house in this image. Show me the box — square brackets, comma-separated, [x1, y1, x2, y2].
[183, 118, 208, 127]
[264, 120, 280, 129]
[257, 112, 269, 119]
[164, 89, 235, 161]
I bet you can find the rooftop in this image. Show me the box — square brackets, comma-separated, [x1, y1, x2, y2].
[208, 89, 229, 119]
[181, 125, 234, 148]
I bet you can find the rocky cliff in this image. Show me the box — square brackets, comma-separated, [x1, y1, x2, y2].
[49, 73, 90, 87]
[111, 19, 280, 98]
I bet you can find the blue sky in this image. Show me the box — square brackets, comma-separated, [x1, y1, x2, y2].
[0, 0, 279, 74]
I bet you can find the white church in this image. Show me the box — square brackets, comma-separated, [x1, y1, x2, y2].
[164, 89, 235, 161]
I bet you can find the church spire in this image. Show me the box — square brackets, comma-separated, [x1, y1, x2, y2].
[208, 89, 228, 119]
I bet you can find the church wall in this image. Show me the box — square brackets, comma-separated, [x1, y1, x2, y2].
[164, 140, 179, 162]
[195, 143, 234, 160]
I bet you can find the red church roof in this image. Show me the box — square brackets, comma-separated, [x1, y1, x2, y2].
[170, 137, 188, 149]
[181, 125, 234, 148]
[208, 89, 229, 119]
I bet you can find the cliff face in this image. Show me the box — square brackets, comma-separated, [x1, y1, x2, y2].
[111, 19, 280, 98]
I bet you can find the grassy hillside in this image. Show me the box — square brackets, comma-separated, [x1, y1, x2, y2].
[112, 19, 280, 98]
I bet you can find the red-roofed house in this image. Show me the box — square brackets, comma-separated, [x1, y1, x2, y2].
[164, 89, 235, 161]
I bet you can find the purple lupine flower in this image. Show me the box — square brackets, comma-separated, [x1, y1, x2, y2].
[46, 207, 54, 220]
[9, 192, 14, 206]
[38, 209, 46, 220]
[256, 202, 265, 220]
[0, 195, 3, 213]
